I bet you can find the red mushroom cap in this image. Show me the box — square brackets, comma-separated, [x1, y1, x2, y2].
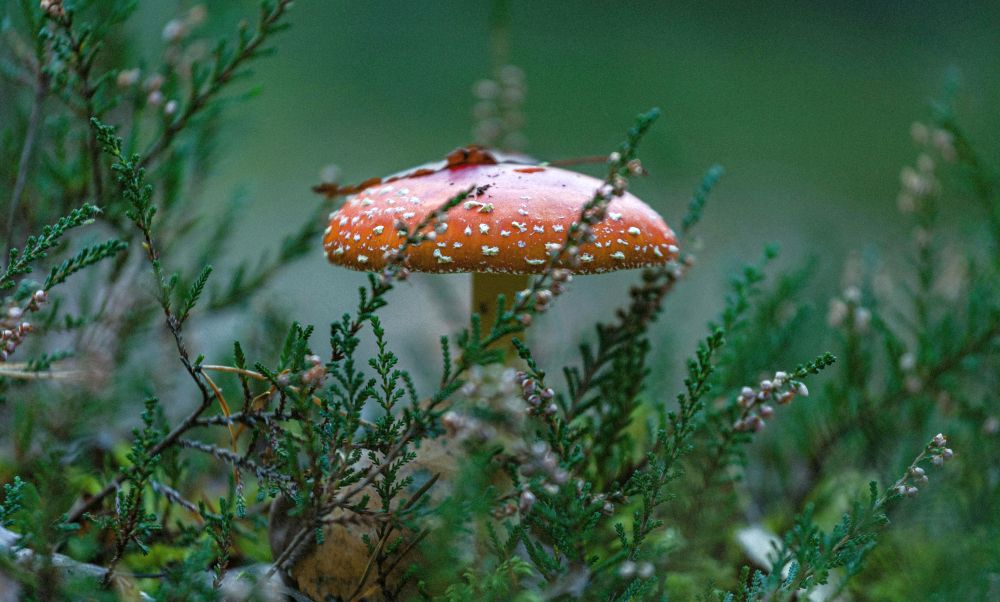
[322, 157, 678, 275]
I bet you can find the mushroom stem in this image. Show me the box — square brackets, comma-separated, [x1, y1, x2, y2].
[472, 272, 530, 354]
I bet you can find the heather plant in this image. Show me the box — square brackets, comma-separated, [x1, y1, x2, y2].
[0, 2, 997, 601]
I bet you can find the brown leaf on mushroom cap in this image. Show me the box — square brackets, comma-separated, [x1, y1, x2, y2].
[321, 159, 678, 275]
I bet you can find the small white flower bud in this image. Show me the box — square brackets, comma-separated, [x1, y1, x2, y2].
[117, 68, 141, 88]
[827, 299, 848, 328]
[162, 19, 187, 43]
[519, 490, 536, 514]
[854, 307, 872, 333]
[910, 122, 929, 145]
[637, 562, 654, 579]
[617, 561, 637, 578]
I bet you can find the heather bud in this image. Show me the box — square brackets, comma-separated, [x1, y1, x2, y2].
[519, 490, 536, 514]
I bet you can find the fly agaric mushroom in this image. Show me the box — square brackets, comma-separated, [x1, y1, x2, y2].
[320, 148, 679, 330]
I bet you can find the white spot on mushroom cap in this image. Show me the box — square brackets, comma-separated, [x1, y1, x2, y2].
[479, 224, 490, 234]
[627, 226, 641, 236]
[525, 258, 545, 265]
[512, 221, 527, 232]
[433, 248, 453, 263]
[553, 225, 565, 232]
[372, 225, 384, 235]
[481, 245, 499, 256]
[533, 225, 545, 233]
[611, 251, 626, 260]
[580, 253, 593, 262]
[358, 254, 369, 263]
[464, 226, 473, 236]
[609, 212, 622, 221]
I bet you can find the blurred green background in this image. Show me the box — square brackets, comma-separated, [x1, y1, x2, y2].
[135, 1, 1000, 388]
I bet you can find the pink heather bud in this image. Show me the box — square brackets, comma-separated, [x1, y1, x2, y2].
[759, 405, 774, 419]
[526, 394, 541, 407]
[7, 307, 22, 319]
[553, 468, 569, 484]
[759, 379, 773, 392]
[733, 419, 746, 432]
[1, 330, 12, 340]
[18, 322, 31, 334]
[5, 342, 15, 353]
[942, 448, 953, 459]
[33, 290, 47, 303]
[116, 69, 140, 89]
[0, 350, 7, 361]
[773, 371, 788, 384]
[518, 313, 533, 326]
[544, 403, 558, 416]
[749, 415, 766, 432]
[796, 383, 809, 397]
[535, 290, 553, 305]
[441, 411, 462, 435]
[777, 391, 794, 405]
[603, 501, 615, 515]
[522, 380, 536, 395]
[932, 433, 946, 447]
[932, 455, 944, 466]
[541, 453, 557, 472]
[910, 466, 925, 477]
[540, 387, 555, 400]
[164, 100, 178, 116]
[905, 486, 919, 497]
[741, 386, 754, 399]
[552, 268, 571, 283]
[147, 90, 164, 107]
[519, 490, 536, 514]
